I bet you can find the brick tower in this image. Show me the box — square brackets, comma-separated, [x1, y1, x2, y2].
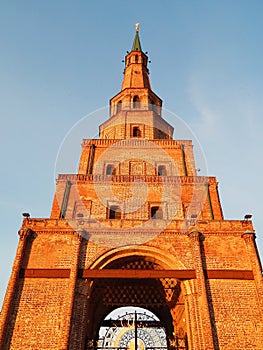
[1, 27, 263, 350]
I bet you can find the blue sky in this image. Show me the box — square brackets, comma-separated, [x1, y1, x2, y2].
[1, 0, 263, 307]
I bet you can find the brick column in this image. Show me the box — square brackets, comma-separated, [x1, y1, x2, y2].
[87, 144, 96, 175]
[187, 230, 215, 350]
[0, 227, 34, 349]
[180, 144, 188, 176]
[205, 183, 214, 220]
[242, 231, 263, 308]
[62, 230, 83, 350]
[184, 290, 203, 350]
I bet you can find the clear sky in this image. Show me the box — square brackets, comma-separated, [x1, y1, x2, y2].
[1, 0, 263, 307]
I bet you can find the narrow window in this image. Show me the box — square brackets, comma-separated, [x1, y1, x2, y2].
[133, 95, 140, 109]
[135, 54, 138, 63]
[117, 100, 122, 113]
[132, 126, 141, 137]
[109, 206, 121, 219]
[151, 206, 163, 219]
[150, 99, 155, 111]
[106, 164, 115, 175]
[158, 165, 167, 176]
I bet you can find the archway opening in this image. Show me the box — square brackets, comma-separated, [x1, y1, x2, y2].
[86, 256, 189, 350]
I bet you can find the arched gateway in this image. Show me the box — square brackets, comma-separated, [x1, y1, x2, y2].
[85, 247, 189, 350]
[1, 27, 263, 350]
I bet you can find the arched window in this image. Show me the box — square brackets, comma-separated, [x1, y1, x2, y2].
[117, 100, 122, 113]
[106, 164, 116, 175]
[135, 54, 138, 63]
[109, 205, 121, 219]
[151, 206, 163, 219]
[158, 165, 167, 176]
[132, 126, 141, 137]
[133, 95, 140, 109]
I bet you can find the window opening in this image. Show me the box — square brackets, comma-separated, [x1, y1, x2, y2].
[150, 99, 155, 111]
[109, 205, 121, 219]
[151, 206, 163, 219]
[158, 165, 167, 176]
[133, 95, 140, 109]
[132, 126, 141, 137]
[117, 100, 122, 113]
[106, 164, 116, 175]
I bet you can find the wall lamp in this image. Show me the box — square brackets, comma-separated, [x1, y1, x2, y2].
[242, 214, 253, 225]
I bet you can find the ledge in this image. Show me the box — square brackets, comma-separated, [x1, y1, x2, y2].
[57, 174, 217, 184]
[21, 218, 254, 234]
[19, 268, 254, 280]
[81, 139, 193, 148]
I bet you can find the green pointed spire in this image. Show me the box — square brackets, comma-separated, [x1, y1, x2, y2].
[131, 23, 142, 51]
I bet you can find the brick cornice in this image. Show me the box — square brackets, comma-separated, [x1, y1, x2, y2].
[20, 218, 254, 235]
[19, 268, 254, 280]
[57, 174, 217, 185]
[82, 139, 193, 148]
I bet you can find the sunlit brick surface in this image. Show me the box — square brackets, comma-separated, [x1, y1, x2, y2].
[1, 31, 263, 350]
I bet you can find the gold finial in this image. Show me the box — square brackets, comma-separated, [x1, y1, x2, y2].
[135, 23, 139, 32]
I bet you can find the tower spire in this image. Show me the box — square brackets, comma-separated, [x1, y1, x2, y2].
[131, 23, 142, 51]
